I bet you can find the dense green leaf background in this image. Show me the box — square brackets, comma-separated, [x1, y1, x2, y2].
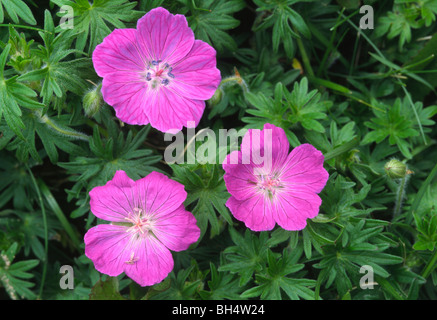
[0, 0, 437, 301]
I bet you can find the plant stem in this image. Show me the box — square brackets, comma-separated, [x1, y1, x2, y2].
[399, 83, 427, 145]
[36, 111, 90, 141]
[0, 24, 51, 33]
[295, 28, 314, 77]
[394, 175, 408, 218]
[421, 248, 437, 279]
[26, 165, 48, 300]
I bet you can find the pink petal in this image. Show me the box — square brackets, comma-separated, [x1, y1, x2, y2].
[92, 29, 145, 78]
[125, 235, 174, 286]
[134, 171, 187, 218]
[84, 224, 136, 277]
[101, 72, 149, 125]
[89, 184, 134, 223]
[223, 151, 259, 200]
[144, 88, 205, 133]
[240, 124, 289, 174]
[226, 195, 276, 231]
[106, 170, 135, 188]
[272, 190, 322, 231]
[279, 144, 329, 193]
[136, 7, 194, 64]
[84, 224, 173, 287]
[152, 205, 200, 252]
[171, 40, 221, 100]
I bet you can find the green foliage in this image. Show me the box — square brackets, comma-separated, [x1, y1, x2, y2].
[1, 0, 437, 301]
[241, 249, 316, 300]
[18, 11, 89, 105]
[58, 115, 161, 222]
[243, 78, 331, 146]
[89, 277, 126, 300]
[171, 163, 233, 240]
[0, 0, 36, 25]
[252, 0, 311, 58]
[362, 97, 437, 159]
[179, 0, 245, 52]
[0, 242, 39, 299]
[376, 1, 437, 49]
[50, 0, 143, 54]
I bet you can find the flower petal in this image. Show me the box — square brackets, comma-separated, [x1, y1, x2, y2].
[272, 190, 322, 231]
[84, 224, 173, 287]
[279, 144, 329, 193]
[92, 28, 145, 78]
[171, 40, 221, 100]
[153, 205, 200, 252]
[101, 71, 150, 125]
[144, 88, 205, 133]
[84, 224, 136, 277]
[223, 151, 259, 200]
[106, 170, 135, 188]
[134, 171, 187, 218]
[124, 235, 174, 287]
[136, 7, 194, 64]
[89, 184, 135, 223]
[239, 124, 289, 175]
[226, 195, 276, 231]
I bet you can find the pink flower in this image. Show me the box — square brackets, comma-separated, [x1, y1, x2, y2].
[84, 170, 200, 286]
[222, 123, 329, 231]
[92, 7, 221, 133]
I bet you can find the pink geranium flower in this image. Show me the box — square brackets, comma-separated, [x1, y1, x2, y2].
[84, 170, 200, 286]
[92, 7, 221, 133]
[222, 123, 329, 231]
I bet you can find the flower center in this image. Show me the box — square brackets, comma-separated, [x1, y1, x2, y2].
[125, 207, 154, 235]
[257, 174, 282, 196]
[144, 60, 175, 89]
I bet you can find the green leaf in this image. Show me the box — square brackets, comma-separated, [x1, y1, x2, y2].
[171, 163, 231, 240]
[0, 0, 36, 25]
[219, 229, 269, 286]
[241, 249, 316, 300]
[187, 0, 245, 52]
[89, 277, 126, 300]
[0, 242, 39, 299]
[51, 0, 143, 53]
[199, 263, 243, 300]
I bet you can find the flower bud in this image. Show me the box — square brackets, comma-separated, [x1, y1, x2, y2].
[384, 159, 407, 179]
[83, 83, 103, 117]
[208, 87, 223, 106]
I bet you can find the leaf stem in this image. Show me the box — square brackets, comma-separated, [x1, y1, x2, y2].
[399, 83, 427, 145]
[421, 249, 437, 279]
[295, 27, 314, 77]
[0, 24, 51, 34]
[36, 111, 90, 141]
[26, 164, 48, 299]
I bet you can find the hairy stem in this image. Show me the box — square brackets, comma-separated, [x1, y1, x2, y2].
[394, 175, 409, 218]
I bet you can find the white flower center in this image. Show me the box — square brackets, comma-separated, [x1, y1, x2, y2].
[124, 207, 155, 235]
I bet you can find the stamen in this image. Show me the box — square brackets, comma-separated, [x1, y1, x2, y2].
[125, 251, 139, 265]
[161, 79, 169, 86]
[257, 174, 281, 196]
[146, 72, 152, 81]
